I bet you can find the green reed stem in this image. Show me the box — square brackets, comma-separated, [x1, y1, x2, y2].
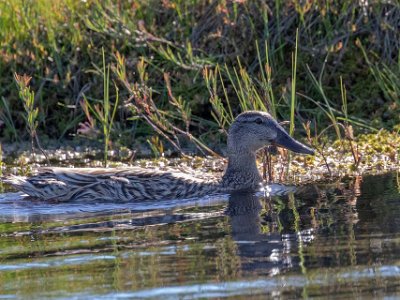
[289, 28, 298, 137]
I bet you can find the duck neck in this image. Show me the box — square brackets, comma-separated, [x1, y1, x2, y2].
[221, 150, 262, 190]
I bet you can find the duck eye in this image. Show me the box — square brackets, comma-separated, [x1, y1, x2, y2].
[255, 118, 263, 124]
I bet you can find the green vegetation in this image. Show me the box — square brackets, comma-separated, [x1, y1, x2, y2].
[0, 0, 399, 178]
[81, 48, 119, 166]
[13, 73, 49, 162]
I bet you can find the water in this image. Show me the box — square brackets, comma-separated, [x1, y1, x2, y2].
[0, 172, 400, 299]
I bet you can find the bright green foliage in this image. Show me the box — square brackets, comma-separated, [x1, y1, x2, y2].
[81, 49, 119, 167]
[0, 0, 399, 151]
[14, 74, 39, 146]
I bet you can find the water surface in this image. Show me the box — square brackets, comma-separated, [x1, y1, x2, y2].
[0, 173, 400, 299]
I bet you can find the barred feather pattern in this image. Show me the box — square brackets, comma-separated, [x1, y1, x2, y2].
[4, 167, 227, 202]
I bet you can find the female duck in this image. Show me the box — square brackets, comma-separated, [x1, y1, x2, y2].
[5, 111, 314, 202]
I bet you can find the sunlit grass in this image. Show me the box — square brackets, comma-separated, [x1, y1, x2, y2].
[0, 0, 399, 180]
[81, 48, 120, 167]
[14, 73, 49, 163]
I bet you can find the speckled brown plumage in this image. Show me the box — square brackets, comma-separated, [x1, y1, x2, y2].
[4, 111, 314, 202]
[7, 167, 223, 201]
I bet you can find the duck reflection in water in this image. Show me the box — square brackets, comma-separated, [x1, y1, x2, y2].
[223, 174, 400, 276]
[225, 190, 307, 275]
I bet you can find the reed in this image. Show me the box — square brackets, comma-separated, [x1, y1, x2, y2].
[283, 28, 300, 179]
[82, 49, 119, 167]
[359, 40, 400, 109]
[204, 43, 279, 133]
[289, 28, 298, 137]
[0, 97, 18, 142]
[340, 77, 361, 171]
[305, 61, 342, 141]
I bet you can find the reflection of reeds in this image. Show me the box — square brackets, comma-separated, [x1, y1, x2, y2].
[3, 174, 397, 296]
[216, 237, 241, 280]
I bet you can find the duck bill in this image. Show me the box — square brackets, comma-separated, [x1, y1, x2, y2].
[272, 127, 315, 155]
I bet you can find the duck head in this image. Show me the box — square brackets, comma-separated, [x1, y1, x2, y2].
[227, 111, 314, 155]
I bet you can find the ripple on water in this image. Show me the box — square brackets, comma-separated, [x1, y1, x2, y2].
[0, 254, 117, 271]
[60, 265, 400, 299]
[0, 172, 400, 298]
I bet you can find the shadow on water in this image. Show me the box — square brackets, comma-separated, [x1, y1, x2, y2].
[0, 172, 400, 298]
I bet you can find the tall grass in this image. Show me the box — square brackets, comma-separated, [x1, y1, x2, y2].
[286, 28, 299, 179]
[204, 40, 279, 133]
[0, 143, 3, 192]
[359, 40, 400, 111]
[340, 76, 361, 170]
[289, 29, 299, 137]
[82, 49, 119, 167]
[0, 97, 18, 142]
[0, 0, 398, 160]
[255, 40, 276, 118]
[305, 61, 342, 140]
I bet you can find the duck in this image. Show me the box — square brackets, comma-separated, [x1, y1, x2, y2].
[3, 111, 314, 202]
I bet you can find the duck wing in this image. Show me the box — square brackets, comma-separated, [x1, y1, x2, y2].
[4, 167, 221, 202]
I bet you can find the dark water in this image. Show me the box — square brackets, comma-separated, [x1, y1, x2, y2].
[0, 173, 400, 299]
